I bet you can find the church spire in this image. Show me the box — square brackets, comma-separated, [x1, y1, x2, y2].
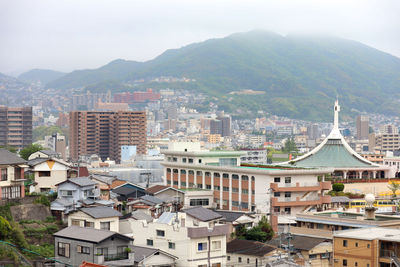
[334, 99, 340, 131]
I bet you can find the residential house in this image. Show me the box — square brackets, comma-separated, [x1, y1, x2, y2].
[0, 149, 27, 199]
[120, 206, 229, 267]
[28, 156, 71, 193]
[127, 195, 166, 218]
[333, 227, 400, 267]
[68, 206, 122, 232]
[213, 210, 257, 239]
[227, 239, 278, 267]
[28, 150, 61, 160]
[89, 174, 119, 200]
[112, 183, 147, 202]
[51, 177, 112, 219]
[268, 234, 332, 266]
[181, 188, 215, 209]
[146, 185, 184, 203]
[53, 226, 134, 267]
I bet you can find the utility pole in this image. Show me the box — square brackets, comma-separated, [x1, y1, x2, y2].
[140, 172, 152, 188]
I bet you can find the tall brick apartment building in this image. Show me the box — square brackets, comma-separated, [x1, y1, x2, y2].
[0, 106, 32, 150]
[69, 111, 146, 162]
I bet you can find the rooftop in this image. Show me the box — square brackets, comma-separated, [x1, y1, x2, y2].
[183, 206, 222, 222]
[54, 226, 132, 243]
[57, 177, 97, 187]
[0, 149, 26, 165]
[227, 239, 276, 256]
[268, 234, 328, 251]
[78, 206, 122, 218]
[334, 227, 400, 241]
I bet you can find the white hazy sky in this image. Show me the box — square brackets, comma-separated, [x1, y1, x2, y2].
[1, 0, 399, 75]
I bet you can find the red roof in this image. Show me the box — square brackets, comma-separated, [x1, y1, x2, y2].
[80, 261, 108, 267]
[146, 185, 169, 194]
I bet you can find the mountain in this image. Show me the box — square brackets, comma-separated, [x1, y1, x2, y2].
[46, 31, 400, 121]
[18, 69, 66, 85]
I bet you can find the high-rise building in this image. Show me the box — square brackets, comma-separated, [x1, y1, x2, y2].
[307, 124, 319, 140]
[210, 114, 231, 137]
[380, 124, 399, 134]
[0, 106, 32, 149]
[356, 115, 369, 140]
[69, 111, 146, 162]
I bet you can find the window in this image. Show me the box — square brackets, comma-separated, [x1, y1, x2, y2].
[1, 186, 21, 199]
[247, 258, 250, 264]
[206, 185, 212, 189]
[71, 219, 81, 226]
[198, 159, 202, 163]
[232, 174, 239, 180]
[343, 240, 348, 247]
[183, 158, 187, 163]
[285, 192, 291, 198]
[168, 242, 175, 249]
[117, 246, 127, 254]
[189, 170, 194, 175]
[173, 157, 177, 162]
[223, 173, 229, 178]
[39, 171, 51, 177]
[1, 168, 7, 181]
[239, 257, 242, 263]
[97, 247, 108, 256]
[355, 242, 358, 247]
[156, 230, 165, 237]
[241, 202, 248, 209]
[343, 259, 347, 266]
[61, 190, 73, 197]
[197, 184, 203, 189]
[252, 190, 255, 195]
[147, 239, 153, 246]
[100, 221, 110, 230]
[196, 171, 202, 176]
[274, 177, 280, 183]
[58, 242, 70, 257]
[173, 181, 178, 185]
[274, 207, 280, 213]
[242, 175, 249, 181]
[167, 168, 171, 173]
[77, 245, 90, 254]
[180, 169, 186, 174]
[227, 256, 231, 261]
[167, 180, 171, 185]
[232, 201, 239, 207]
[198, 242, 207, 251]
[309, 254, 317, 259]
[285, 177, 291, 183]
[190, 199, 210, 206]
[205, 172, 211, 176]
[251, 176, 255, 181]
[188, 158, 194, 163]
[232, 187, 239, 193]
[212, 241, 221, 250]
[214, 173, 220, 178]
[223, 186, 229, 192]
[214, 185, 220, 190]
[242, 189, 249, 194]
[284, 207, 291, 214]
[181, 182, 186, 187]
[355, 262, 358, 267]
[84, 221, 94, 228]
[274, 192, 280, 197]
[367, 244, 370, 248]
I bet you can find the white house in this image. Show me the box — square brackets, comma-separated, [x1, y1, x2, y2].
[120, 207, 229, 267]
[67, 206, 122, 232]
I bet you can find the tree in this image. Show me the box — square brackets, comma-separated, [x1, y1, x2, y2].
[0, 216, 11, 239]
[332, 183, 345, 192]
[19, 144, 43, 160]
[234, 215, 274, 242]
[282, 138, 298, 153]
[388, 181, 400, 198]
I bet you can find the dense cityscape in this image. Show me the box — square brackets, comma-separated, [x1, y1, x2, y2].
[1, 1, 400, 267]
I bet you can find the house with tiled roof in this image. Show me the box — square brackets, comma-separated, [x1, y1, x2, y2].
[227, 239, 278, 267]
[0, 149, 27, 200]
[67, 206, 122, 232]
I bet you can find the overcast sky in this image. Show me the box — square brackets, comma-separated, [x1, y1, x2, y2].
[1, 0, 399, 75]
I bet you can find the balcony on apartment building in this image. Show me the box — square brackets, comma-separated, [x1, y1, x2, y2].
[271, 195, 331, 207]
[270, 181, 331, 192]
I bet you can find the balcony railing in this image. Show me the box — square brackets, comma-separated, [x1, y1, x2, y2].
[104, 252, 128, 261]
